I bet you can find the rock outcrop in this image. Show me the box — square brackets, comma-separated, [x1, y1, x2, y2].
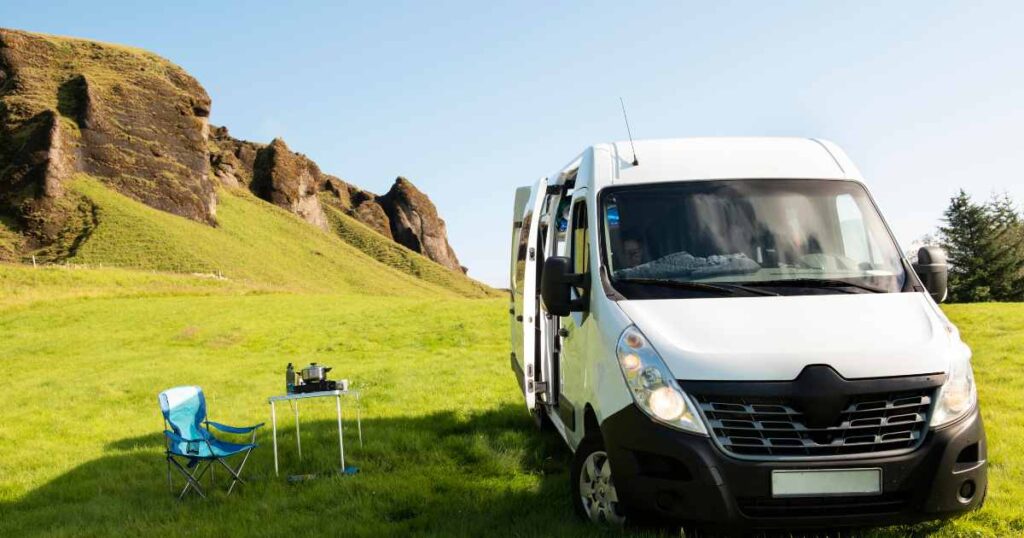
[0, 28, 215, 252]
[250, 138, 328, 230]
[0, 28, 466, 273]
[378, 178, 463, 272]
[208, 125, 260, 189]
[208, 127, 463, 271]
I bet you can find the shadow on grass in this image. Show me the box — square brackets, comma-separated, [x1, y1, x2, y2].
[0, 404, 640, 537]
[0, 405, 967, 538]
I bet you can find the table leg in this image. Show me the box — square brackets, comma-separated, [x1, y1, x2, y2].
[271, 401, 279, 477]
[292, 400, 302, 460]
[356, 392, 363, 447]
[336, 394, 345, 472]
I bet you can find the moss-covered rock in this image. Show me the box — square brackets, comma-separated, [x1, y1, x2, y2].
[250, 137, 328, 230]
[379, 177, 463, 273]
[0, 27, 216, 253]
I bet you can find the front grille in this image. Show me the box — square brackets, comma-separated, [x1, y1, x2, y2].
[737, 492, 910, 518]
[694, 389, 933, 459]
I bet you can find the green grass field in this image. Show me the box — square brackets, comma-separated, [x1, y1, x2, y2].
[61, 178, 495, 299]
[0, 264, 1022, 537]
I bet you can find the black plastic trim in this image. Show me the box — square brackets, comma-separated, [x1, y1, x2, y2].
[600, 401, 986, 530]
[558, 394, 576, 432]
[679, 365, 945, 462]
[678, 367, 945, 398]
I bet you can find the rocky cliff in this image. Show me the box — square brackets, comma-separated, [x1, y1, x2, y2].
[208, 127, 464, 272]
[377, 178, 463, 272]
[0, 28, 464, 273]
[0, 28, 215, 258]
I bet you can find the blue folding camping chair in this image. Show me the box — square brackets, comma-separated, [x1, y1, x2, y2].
[158, 386, 263, 499]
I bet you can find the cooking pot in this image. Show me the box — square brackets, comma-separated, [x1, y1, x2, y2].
[300, 363, 332, 383]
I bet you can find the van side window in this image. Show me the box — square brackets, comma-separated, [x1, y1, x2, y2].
[514, 210, 533, 292]
[570, 201, 589, 296]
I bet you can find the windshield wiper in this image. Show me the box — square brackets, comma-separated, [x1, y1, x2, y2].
[614, 278, 780, 297]
[741, 278, 888, 294]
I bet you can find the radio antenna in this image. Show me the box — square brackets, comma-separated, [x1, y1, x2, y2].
[619, 97, 639, 166]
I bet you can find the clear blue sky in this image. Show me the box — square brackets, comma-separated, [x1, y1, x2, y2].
[4, 1, 1022, 286]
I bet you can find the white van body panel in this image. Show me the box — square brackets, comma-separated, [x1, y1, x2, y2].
[591, 137, 856, 190]
[509, 185, 532, 363]
[555, 180, 635, 449]
[520, 177, 549, 410]
[617, 293, 951, 382]
[572, 296, 634, 448]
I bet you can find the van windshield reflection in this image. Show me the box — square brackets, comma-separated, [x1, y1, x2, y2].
[601, 179, 906, 298]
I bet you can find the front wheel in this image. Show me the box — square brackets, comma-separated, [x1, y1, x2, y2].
[571, 436, 626, 525]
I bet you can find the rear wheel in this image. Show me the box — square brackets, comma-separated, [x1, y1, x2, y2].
[571, 436, 626, 525]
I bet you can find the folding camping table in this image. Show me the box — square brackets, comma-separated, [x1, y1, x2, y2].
[267, 389, 362, 476]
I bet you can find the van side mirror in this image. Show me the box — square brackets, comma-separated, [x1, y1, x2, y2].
[541, 256, 588, 316]
[913, 246, 948, 303]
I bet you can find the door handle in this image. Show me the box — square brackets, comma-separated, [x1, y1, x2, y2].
[516, 315, 523, 322]
[558, 328, 570, 338]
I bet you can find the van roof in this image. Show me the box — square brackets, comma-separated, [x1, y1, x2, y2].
[590, 137, 859, 187]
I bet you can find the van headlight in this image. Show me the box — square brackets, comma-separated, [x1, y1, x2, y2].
[930, 346, 978, 428]
[616, 326, 707, 435]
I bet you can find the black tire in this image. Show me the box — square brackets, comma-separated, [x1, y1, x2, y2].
[571, 434, 627, 525]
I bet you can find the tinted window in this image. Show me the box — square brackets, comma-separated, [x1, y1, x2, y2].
[514, 209, 532, 292]
[602, 179, 906, 298]
[570, 201, 589, 296]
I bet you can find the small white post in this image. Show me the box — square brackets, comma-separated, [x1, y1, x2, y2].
[32, 256, 37, 268]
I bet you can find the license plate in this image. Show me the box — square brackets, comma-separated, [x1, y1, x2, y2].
[771, 468, 882, 497]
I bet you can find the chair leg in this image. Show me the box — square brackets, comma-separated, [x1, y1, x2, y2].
[219, 449, 253, 496]
[181, 461, 211, 499]
[168, 457, 209, 499]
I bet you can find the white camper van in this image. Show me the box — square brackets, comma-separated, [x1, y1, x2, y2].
[509, 138, 985, 531]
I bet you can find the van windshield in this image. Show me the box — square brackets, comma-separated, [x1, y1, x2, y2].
[601, 179, 907, 298]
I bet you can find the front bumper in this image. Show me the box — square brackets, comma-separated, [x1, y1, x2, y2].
[601, 404, 986, 530]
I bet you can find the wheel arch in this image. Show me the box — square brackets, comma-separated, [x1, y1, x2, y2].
[582, 403, 600, 441]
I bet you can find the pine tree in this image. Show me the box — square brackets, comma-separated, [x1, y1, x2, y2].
[987, 193, 1024, 301]
[939, 191, 995, 302]
[938, 190, 1024, 302]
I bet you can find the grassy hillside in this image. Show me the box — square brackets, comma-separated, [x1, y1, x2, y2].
[0, 262, 270, 309]
[0, 216, 23, 261]
[0, 269, 1021, 536]
[61, 177, 492, 298]
[322, 202, 495, 298]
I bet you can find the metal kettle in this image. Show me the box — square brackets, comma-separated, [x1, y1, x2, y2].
[300, 362, 332, 383]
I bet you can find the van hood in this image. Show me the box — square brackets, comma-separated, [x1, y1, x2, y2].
[617, 292, 952, 381]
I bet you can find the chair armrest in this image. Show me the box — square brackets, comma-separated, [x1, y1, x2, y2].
[163, 430, 206, 443]
[206, 421, 264, 434]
